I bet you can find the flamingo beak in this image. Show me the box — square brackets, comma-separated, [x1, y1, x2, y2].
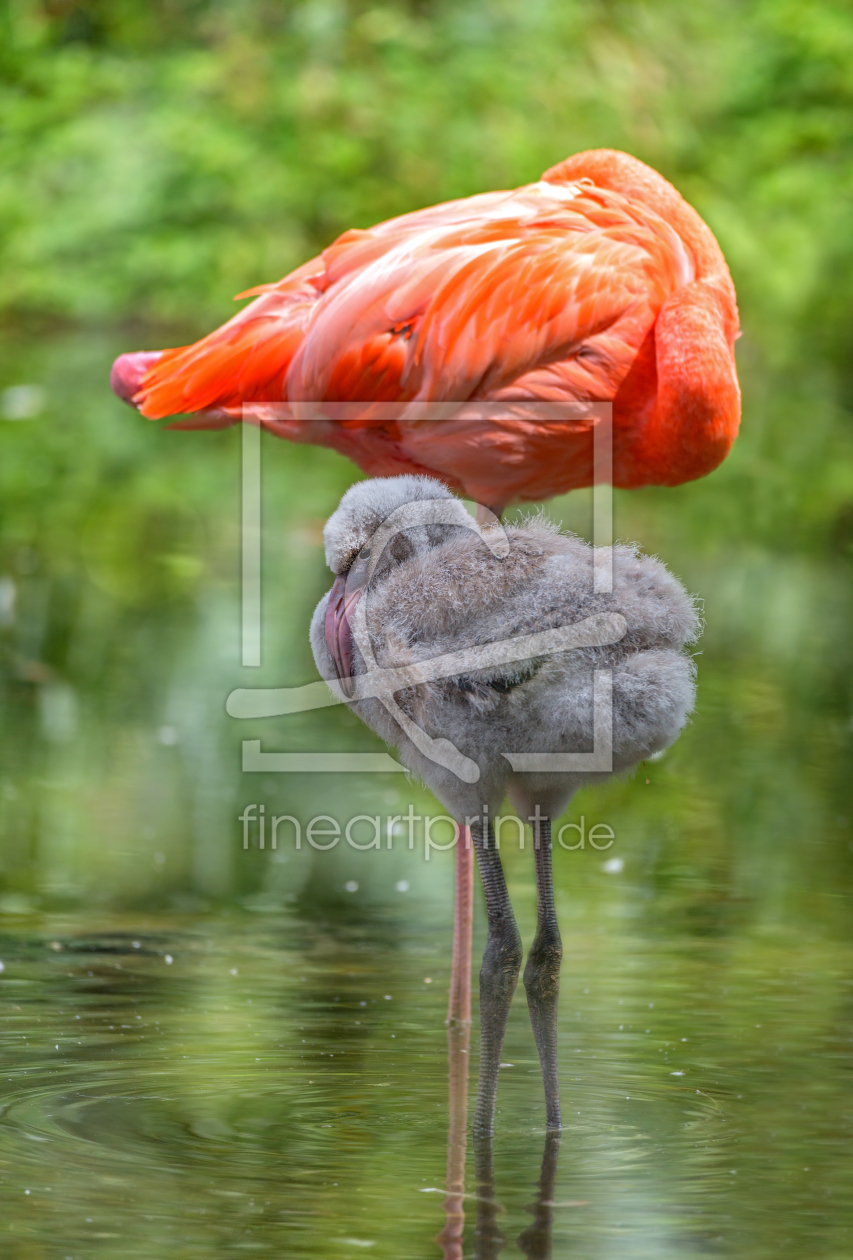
[110, 350, 162, 406]
[324, 563, 368, 699]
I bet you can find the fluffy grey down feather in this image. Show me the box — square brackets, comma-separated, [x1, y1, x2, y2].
[311, 475, 700, 823]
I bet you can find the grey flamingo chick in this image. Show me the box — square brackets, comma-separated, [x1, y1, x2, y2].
[310, 475, 699, 1133]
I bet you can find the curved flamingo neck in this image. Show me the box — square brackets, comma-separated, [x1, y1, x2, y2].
[544, 149, 741, 487]
[542, 148, 738, 321]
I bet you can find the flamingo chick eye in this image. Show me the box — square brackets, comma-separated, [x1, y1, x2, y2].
[358, 547, 371, 561]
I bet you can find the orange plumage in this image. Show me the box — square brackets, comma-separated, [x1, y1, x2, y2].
[111, 149, 740, 511]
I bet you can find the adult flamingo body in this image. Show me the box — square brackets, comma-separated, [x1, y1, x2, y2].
[111, 149, 740, 512]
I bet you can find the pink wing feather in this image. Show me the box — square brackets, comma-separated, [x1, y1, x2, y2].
[114, 150, 739, 507]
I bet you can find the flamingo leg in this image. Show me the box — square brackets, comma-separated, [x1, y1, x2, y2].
[447, 827, 474, 1025]
[437, 832, 474, 1258]
[475, 503, 505, 526]
[524, 816, 563, 1130]
[472, 820, 523, 1136]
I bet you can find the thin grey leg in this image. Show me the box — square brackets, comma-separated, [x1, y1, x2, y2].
[472, 819, 522, 1137]
[524, 816, 562, 1130]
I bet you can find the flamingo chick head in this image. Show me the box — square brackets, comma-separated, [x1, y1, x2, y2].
[321, 474, 473, 697]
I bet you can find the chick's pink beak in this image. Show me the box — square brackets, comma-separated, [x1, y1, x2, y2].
[324, 574, 363, 699]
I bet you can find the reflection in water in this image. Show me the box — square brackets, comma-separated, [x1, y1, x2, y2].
[516, 1133, 560, 1260]
[473, 1134, 561, 1259]
[473, 1136, 505, 1259]
[435, 1022, 471, 1260]
[2, 914, 853, 1256]
[436, 1016, 560, 1259]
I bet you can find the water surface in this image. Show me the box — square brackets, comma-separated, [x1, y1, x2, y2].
[2, 891, 853, 1258]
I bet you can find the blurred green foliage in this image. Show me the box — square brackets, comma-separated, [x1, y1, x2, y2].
[0, 0, 848, 333]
